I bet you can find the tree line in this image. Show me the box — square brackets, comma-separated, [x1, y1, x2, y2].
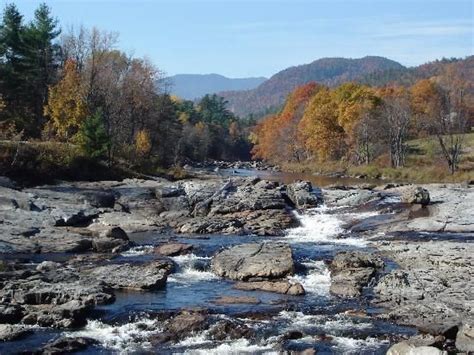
[0, 3, 252, 171]
[251, 63, 473, 175]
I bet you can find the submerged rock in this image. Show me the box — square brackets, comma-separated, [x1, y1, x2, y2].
[212, 243, 294, 281]
[0, 324, 31, 342]
[234, 280, 305, 295]
[208, 319, 254, 341]
[212, 296, 261, 305]
[155, 242, 193, 256]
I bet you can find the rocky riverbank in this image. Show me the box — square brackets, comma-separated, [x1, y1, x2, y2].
[0, 173, 472, 353]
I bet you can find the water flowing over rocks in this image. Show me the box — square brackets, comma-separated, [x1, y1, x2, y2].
[1, 172, 473, 353]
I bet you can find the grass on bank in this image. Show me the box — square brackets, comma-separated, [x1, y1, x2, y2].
[283, 133, 474, 183]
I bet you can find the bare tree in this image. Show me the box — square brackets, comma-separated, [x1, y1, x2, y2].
[434, 86, 468, 174]
[382, 93, 411, 168]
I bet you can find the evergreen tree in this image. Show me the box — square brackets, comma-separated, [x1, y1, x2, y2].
[78, 110, 110, 159]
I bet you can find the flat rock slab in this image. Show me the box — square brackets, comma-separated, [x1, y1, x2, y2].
[212, 296, 261, 304]
[212, 243, 294, 281]
[85, 261, 173, 290]
[234, 280, 305, 295]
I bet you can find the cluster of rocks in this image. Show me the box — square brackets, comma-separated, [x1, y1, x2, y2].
[0, 176, 321, 254]
[187, 160, 279, 171]
[211, 242, 305, 295]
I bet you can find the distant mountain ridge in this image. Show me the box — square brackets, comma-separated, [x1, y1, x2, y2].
[219, 56, 406, 117]
[168, 73, 267, 100]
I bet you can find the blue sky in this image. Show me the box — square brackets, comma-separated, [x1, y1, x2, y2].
[5, 0, 473, 78]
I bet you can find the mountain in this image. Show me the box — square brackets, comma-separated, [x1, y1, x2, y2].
[168, 74, 267, 100]
[220, 56, 405, 117]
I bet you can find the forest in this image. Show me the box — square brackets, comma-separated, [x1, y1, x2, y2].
[0, 3, 252, 180]
[251, 60, 474, 179]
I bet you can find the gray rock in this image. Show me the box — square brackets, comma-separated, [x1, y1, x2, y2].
[0, 324, 31, 341]
[234, 280, 305, 295]
[212, 243, 294, 281]
[0, 304, 24, 324]
[155, 242, 193, 256]
[81, 190, 116, 208]
[208, 319, 254, 341]
[456, 323, 474, 352]
[286, 181, 321, 208]
[42, 336, 98, 354]
[386, 341, 443, 355]
[401, 186, 431, 206]
[0, 176, 16, 189]
[329, 252, 384, 298]
[103, 226, 129, 240]
[85, 261, 173, 290]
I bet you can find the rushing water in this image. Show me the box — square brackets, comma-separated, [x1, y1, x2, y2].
[0, 173, 416, 354]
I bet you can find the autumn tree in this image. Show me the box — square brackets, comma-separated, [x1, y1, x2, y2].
[411, 77, 469, 174]
[44, 59, 87, 140]
[298, 87, 345, 161]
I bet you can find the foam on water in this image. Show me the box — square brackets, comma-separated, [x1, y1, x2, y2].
[331, 336, 389, 353]
[285, 206, 368, 246]
[168, 253, 218, 284]
[288, 260, 331, 297]
[66, 318, 161, 353]
[121, 245, 154, 257]
[183, 338, 277, 355]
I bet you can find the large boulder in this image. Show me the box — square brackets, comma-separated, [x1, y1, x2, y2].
[329, 251, 384, 297]
[456, 323, 474, 352]
[386, 341, 443, 355]
[286, 181, 321, 208]
[212, 243, 294, 281]
[85, 261, 173, 290]
[0, 324, 31, 342]
[401, 186, 430, 206]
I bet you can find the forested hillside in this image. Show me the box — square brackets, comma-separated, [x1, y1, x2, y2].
[251, 59, 473, 179]
[220, 56, 405, 117]
[0, 4, 253, 181]
[169, 74, 266, 100]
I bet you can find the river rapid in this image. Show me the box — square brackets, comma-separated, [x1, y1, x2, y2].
[0, 171, 419, 354]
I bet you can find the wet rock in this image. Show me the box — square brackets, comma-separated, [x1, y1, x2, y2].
[41, 336, 98, 354]
[81, 190, 116, 208]
[329, 251, 384, 297]
[155, 242, 193, 256]
[23, 300, 91, 328]
[152, 310, 209, 344]
[281, 330, 304, 340]
[0, 176, 16, 189]
[91, 237, 129, 253]
[400, 186, 430, 206]
[234, 281, 305, 295]
[155, 186, 185, 198]
[208, 319, 254, 341]
[85, 261, 173, 290]
[386, 341, 443, 355]
[286, 181, 321, 208]
[212, 243, 295, 281]
[212, 296, 261, 305]
[456, 323, 474, 352]
[0, 304, 24, 324]
[0, 324, 31, 342]
[103, 226, 129, 240]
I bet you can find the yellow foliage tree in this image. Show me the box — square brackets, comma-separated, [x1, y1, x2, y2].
[44, 59, 88, 140]
[135, 129, 152, 156]
[298, 87, 345, 161]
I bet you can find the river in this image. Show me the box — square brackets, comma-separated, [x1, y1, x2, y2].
[0, 171, 417, 354]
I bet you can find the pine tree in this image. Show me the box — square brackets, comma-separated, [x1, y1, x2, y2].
[78, 110, 110, 159]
